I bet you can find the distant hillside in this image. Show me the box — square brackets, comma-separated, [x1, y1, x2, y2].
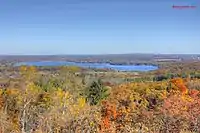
[0, 54, 199, 64]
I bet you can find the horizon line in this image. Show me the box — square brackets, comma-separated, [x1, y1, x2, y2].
[0, 53, 200, 56]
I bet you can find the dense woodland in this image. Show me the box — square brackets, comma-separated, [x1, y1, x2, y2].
[0, 62, 200, 133]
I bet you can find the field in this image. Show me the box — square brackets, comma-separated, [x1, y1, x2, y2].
[0, 55, 200, 133]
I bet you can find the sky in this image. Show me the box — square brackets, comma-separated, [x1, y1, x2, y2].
[0, 0, 199, 55]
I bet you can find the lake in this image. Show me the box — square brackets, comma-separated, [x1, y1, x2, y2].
[15, 61, 158, 72]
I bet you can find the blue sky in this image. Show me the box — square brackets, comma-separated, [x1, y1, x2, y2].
[0, 0, 199, 55]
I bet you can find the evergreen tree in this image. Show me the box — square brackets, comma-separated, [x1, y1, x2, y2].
[85, 79, 109, 105]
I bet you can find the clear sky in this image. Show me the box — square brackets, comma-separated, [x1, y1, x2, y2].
[0, 0, 199, 55]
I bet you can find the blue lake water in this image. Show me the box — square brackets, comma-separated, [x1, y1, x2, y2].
[15, 61, 158, 72]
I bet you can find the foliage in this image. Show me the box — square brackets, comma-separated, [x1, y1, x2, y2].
[0, 66, 200, 132]
[84, 79, 110, 105]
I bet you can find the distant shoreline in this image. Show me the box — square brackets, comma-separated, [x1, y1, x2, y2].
[0, 54, 199, 69]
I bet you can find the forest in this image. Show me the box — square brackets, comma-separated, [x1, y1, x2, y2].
[0, 63, 200, 133]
